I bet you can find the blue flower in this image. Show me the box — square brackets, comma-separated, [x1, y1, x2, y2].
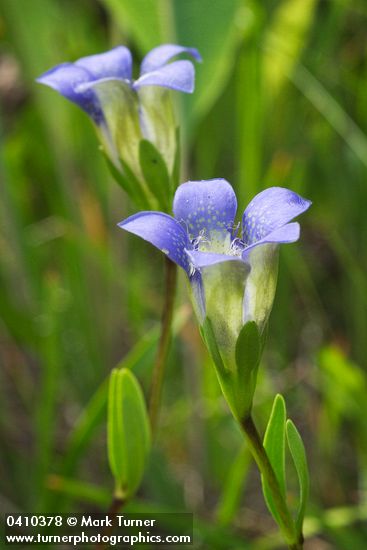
[37, 44, 201, 123]
[36, 45, 201, 177]
[118, 179, 311, 369]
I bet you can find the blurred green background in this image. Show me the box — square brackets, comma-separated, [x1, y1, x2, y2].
[1, 0, 367, 548]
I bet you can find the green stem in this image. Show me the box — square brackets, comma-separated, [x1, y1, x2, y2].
[148, 257, 177, 433]
[96, 495, 125, 549]
[240, 415, 303, 550]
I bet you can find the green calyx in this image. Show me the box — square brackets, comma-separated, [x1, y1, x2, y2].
[243, 244, 279, 330]
[201, 260, 249, 372]
[201, 317, 265, 420]
[95, 81, 180, 212]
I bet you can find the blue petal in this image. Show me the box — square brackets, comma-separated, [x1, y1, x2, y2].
[173, 179, 237, 240]
[187, 250, 245, 269]
[140, 44, 202, 74]
[133, 60, 195, 93]
[36, 63, 103, 122]
[118, 212, 190, 272]
[76, 46, 133, 81]
[242, 187, 311, 245]
[242, 222, 301, 255]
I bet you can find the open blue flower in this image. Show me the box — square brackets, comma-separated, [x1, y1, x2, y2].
[118, 179, 311, 368]
[36, 45, 201, 179]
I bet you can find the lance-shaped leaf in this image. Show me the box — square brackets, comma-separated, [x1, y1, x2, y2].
[262, 394, 287, 524]
[235, 321, 261, 416]
[286, 419, 309, 534]
[108, 368, 151, 499]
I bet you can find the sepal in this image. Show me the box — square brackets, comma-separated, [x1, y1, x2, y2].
[102, 151, 150, 209]
[139, 139, 172, 212]
[200, 318, 264, 421]
[200, 318, 237, 416]
[234, 321, 261, 417]
[119, 156, 156, 209]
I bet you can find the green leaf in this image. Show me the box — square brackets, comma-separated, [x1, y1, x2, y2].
[60, 308, 188, 496]
[235, 321, 261, 415]
[108, 368, 151, 498]
[139, 139, 171, 210]
[262, 394, 287, 523]
[286, 419, 309, 534]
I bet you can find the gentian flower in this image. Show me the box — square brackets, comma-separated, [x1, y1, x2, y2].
[118, 179, 311, 408]
[37, 44, 201, 207]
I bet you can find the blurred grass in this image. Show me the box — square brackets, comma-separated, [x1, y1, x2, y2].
[1, 0, 367, 547]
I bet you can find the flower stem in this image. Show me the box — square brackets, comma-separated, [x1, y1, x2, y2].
[96, 495, 125, 549]
[240, 415, 303, 550]
[149, 257, 177, 433]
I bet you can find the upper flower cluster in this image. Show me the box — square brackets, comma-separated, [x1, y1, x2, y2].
[36, 44, 202, 125]
[37, 44, 201, 207]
